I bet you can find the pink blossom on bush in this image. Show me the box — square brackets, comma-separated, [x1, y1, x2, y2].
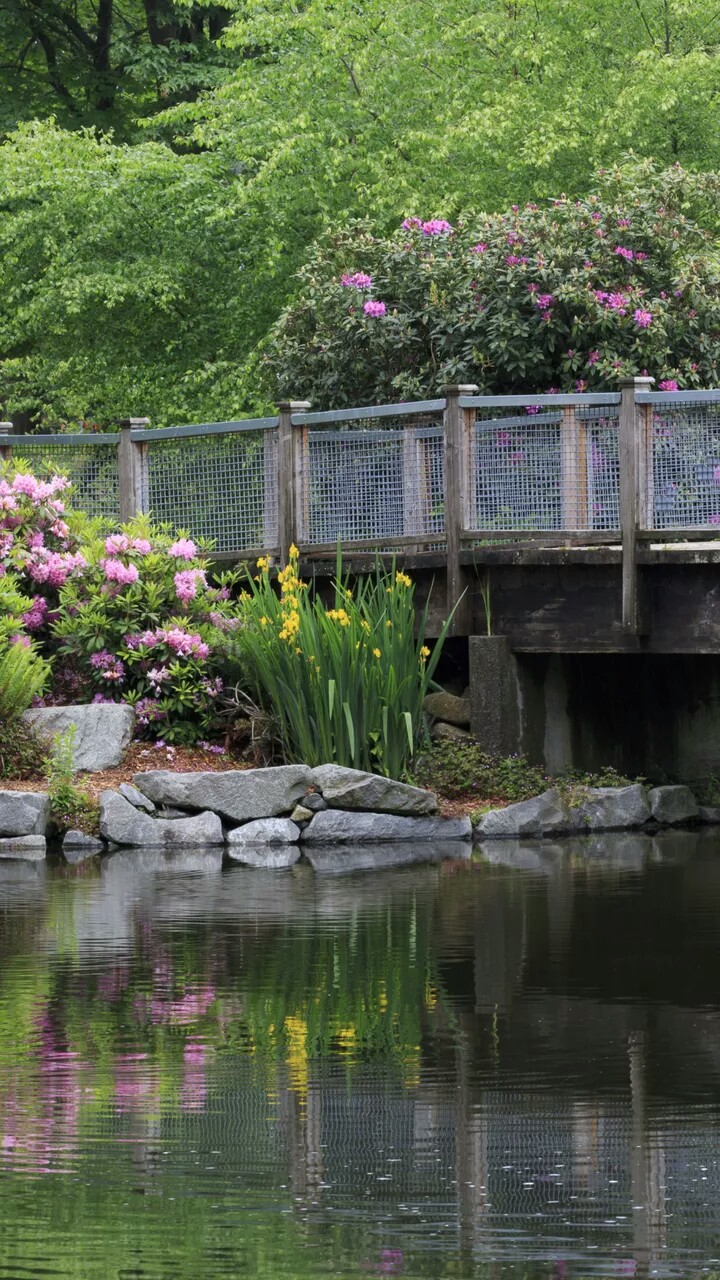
[401, 217, 423, 231]
[421, 220, 452, 236]
[588, 350, 600, 365]
[105, 534, 132, 554]
[363, 300, 386, 317]
[615, 246, 634, 260]
[470, 243, 488, 254]
[341, 272, 373, 288]
[22, 596, 48, 630]
[167, 538, 197, 560]
[659, 379, 679, 391]
[634, 308, 653, 328]
[174, 568, 207, 602]
[132, 538, 152, 555]
[102, 558, 139, 586]
[534, 293, 554, 311]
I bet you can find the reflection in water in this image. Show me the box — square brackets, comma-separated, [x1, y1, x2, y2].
[0, 833, 719, 1278]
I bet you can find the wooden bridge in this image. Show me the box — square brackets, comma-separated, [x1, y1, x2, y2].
[4, 378, 720, 653]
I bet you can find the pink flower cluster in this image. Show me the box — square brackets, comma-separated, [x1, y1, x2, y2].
[341, 272, 373, 288]
[470, 242, 488, 254]
[0, 473, 69, 505]
[363, 300, 386, 317]
[105, 534, 152, 555]
[126, 627, 211, 659]
[594, 289, 631, 315]
[533, 293, 554, 311]
[22, 596, 48, 631]
[167, 538, 197, 560]
[29, 549, 87, 587]
[634, 308, 653, 328]
[102, 557, 139, 586]
[89, 650, 125, 682]
[174, 568, 207, 602]
[401, 217, 453, 236]
[659, 378, 679, 392]
[506, 255, 529, 267]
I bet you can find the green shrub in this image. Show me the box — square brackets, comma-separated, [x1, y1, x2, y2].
[0, 637, 50, 721]
[0, 718, 49, 781]
[47, 727, 99, 836]
[411, 740, 547, 802]
[228, 548, 451, 778]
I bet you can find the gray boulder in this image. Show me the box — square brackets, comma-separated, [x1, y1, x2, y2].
[62, 830, 105, 863]
[302, 792, 327, 813]
[118, 783, 156, 813]
[476, 789, 569, 839]
[99, 790, 223, 847]
[227, 818, 301, 846]
[305, 842, 471, 875]
[290, 805, 314, 823]
[227, 845, 301, 868]
[301, 809, 471, 843]
[423, 691, 470, 727]
[132, 765, 312, 822]
[311, 764, 438, 815]
[648, 785, 699, 826]
[431, 721, 472, 742]
[0, 790, 50, 837]
[698, 805, 720, 825]
[570, 784, 650, 831]
[23, 704, 135, 772]
[0, 835, 46, 861]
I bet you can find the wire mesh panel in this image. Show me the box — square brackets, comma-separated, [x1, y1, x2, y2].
[142, 428, 278, 553]
[468, 405, 620, 533]
[8, 439, 120, 521]
[296, 415, 444, 546]
[650, 399, 720, 529]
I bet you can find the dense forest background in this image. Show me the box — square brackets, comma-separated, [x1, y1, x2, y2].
[1, 1, 719, 426]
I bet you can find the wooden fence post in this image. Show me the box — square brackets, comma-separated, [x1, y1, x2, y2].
[619, 377, 654, 634]
[117, 418, 150, 522]
[442, 384, 478, 633]
[276, 401, 310, 563]
[0, 423, 13, 465]
[560, 405, 588, 530]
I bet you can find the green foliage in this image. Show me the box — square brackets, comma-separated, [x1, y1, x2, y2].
[0, 637, 50, 721]
[267, 162, 720, 406]
[412, 741, 548, 803]
[47, 726, 99, 835]
[0, 717, 49, 781]
[229, 549, 450, 777]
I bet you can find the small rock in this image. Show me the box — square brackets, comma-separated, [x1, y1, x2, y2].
[648, 785, 699, 826]
[476, 789, 569, 839]
[227, 818, 301, 846]
[23, 704, 134, 772]
[118, 783, 156, 813]
[291, 805, 314, 822]
[99, 791, 223, 847]
[311, 765, 438, 815]
[62, 830, 105, 863]
[227, 845, 301, 868]
[0, 835, 46, 861]
[302, 810, 471, 843]
[0, 790, 50, 837]
[423, 691, 471, 727]
[698, 805, 720, 825]
[431, 721, 473, 742]
[156, 806, 192, 819]
[132, 765, 312, 822]
[301, 791, 327, 813]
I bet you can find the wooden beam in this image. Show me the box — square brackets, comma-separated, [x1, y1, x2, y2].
[619, 377, 653, 633]
[442, 383, 478, 632]
[276, 401, 310, 563]
[117, 418, 149, 521]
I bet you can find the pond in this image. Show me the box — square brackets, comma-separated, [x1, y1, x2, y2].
[1, 832, 719, 1279]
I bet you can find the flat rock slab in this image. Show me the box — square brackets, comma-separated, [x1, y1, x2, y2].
[118, 783, 156, 813]
[305, 841, 471, 875]
[133, 765, 312, 822]
[301, 809, 471, 843]
[0, 790, 50, 837]
[23, 704, 135, 772]
[570, 785, 651, 831]
[227, 845, 301, 868]
[698, 805, 720, 824]
[648, 785, 699, 825]
[227, 818, 301, 846]
[476, 789, 568, 839]
[0, 835, 46, 861]
[62, 830, 105, 863]
[311, 765, 438, 815]
[100, 791, 223, 847]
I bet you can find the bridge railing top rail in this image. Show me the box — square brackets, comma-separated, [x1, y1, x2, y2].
[458, 392, 622, 409]
[636, 390, 720, 404]
[290, 399, 446, 426]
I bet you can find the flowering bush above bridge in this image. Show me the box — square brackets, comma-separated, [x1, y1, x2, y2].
[266, 161, 720, 407]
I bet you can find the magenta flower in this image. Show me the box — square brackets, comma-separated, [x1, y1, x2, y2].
[659, 379, 679, 392]
[634, 308, 653, 328]
[103, 558, 139, 586]
[363, 300, 386, 317]
[341, 271, 373, 288]
[174, 568, 207, 602]
[711, 514, 720, 526]
[470, 242, 488, 254]
[421, 219, 452, 236]
[588, 350, 600, 365]
[534, 293, 554, 311]
[614, 246, 634, 261]
[505, 255, 528, 267]
[401, 217, 422, 231]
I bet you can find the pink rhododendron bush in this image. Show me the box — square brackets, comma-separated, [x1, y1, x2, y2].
[266, 161, 720, 407]
[1, 465, 241, 744]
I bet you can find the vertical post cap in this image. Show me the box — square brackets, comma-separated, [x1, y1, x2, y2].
[618, 377, 655, 389]
[440, 384, 480, 396]
[117, 417, 151, 428]
[276, 401, 312, 413]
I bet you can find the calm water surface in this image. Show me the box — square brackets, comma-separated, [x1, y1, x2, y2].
[1, 832, 719, 1279]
